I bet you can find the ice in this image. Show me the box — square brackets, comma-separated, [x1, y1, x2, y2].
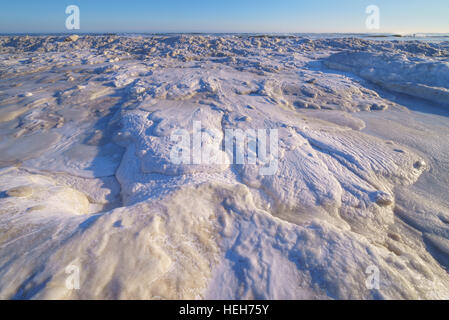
[325, 50, 449, 107]
[0, 35, 448, 299]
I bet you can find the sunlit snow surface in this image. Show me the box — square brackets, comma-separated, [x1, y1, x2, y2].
[0, 34, 449, 299]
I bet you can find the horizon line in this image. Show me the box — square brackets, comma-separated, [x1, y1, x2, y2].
[1, 31, 448, 36]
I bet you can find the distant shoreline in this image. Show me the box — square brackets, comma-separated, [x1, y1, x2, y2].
[1, 32, 448, 44]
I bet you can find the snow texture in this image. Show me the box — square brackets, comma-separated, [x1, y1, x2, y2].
[0, 35, 448, 299]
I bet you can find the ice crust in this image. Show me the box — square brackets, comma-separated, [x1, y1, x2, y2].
[325, 51, 449, 107]
[0, 35, 448, 299]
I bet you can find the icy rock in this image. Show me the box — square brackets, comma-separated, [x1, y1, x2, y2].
[374, 191, 394, 207]
[371, 103, 388, 111]
[6, 186, 33, 198]
[65, 35, 79, 42]
[413, 160, 426, 169]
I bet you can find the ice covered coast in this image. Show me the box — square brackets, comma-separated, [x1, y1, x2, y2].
[0, 34, 448, 299]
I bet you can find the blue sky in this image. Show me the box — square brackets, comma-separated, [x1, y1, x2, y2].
[0, 0, 448, 34]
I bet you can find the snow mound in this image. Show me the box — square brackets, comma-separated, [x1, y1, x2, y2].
[325, 51, 449, 107]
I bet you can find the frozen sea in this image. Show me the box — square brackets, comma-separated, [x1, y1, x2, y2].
[0, 33, 448, 299]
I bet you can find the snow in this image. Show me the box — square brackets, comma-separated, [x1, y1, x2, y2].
[0, 34, 448, 299]
[325, 51, 449, 107]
